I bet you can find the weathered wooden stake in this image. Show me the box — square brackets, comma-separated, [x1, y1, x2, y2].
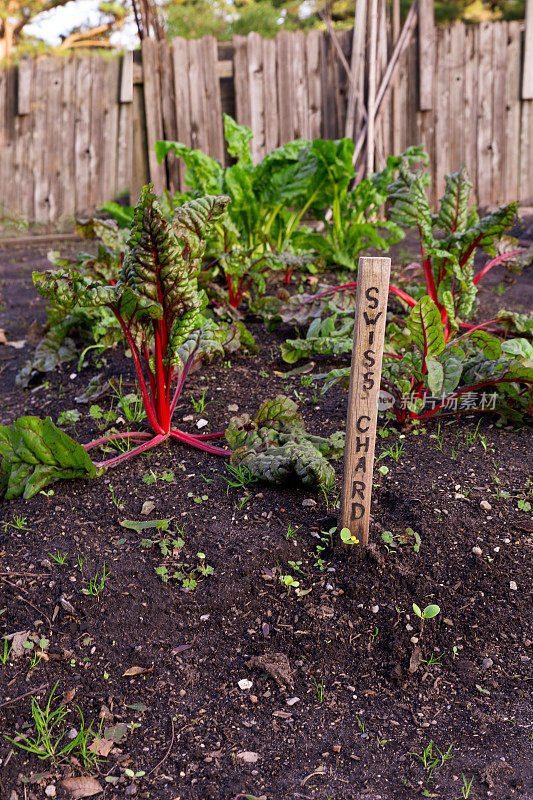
[340, 256, 391, 547]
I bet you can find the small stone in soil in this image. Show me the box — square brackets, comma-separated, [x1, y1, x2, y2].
[482, 658, 494, 669]
[238, 679, 253, 690]
[236, 751, 260, 763]
[286, 696, 300, 706]
[472, 546, 482, 555]
[509, 581, 518, 591]
[302, 498, 316, 507]
[480, 500, 492, 510]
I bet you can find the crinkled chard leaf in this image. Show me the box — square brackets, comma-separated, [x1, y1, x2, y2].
[233, 439, 336, 491]
[226, 395, 340, 491]
[0, 417, 96, 500]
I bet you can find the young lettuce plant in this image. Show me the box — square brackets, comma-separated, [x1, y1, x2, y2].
[0, 187, 234, 501]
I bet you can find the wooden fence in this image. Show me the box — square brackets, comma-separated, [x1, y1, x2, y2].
[0, 52, 132, 224]
[139, 20, 533, 209]
[1, 15, 532, 225]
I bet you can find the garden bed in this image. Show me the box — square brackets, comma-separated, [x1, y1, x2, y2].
[0, 231, 532, 800]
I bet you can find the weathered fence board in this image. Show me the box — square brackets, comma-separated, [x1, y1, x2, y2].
[0, 52, 131, 225]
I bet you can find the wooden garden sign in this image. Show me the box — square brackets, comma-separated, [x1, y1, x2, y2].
[340, 256, 391, 547]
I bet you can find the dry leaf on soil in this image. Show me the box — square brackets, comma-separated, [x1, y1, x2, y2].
[10, 630, 30, 658]
[88, 736, 114, 757]
[122, 665, 153, 677]
[60, 776, 103, 798]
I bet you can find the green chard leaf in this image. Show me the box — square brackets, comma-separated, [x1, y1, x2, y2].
[436, 167, 473, 234]
[0, 417, 96, 500]
[407, 297, 446, 361]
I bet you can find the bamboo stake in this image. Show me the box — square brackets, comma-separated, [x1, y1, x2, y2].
[366, 0, 378, 177]
[523, 0, 533, 99]
[353, 0, 419, 169]
[320, 12, 367, 125]
[340, 257, 391, 547]
[391, 0, 401, 154]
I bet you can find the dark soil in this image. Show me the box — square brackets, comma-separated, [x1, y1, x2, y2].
[0, 230, 532, 800]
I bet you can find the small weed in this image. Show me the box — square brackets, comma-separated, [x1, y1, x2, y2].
[142, 469, 174, 485]
[369, 626, 379, 647]
[224, 463, 259, 495]
[187, 492, 209, 504]
[112, 380, 146, 424]
[48, 550, 68, 566]
[461, 774, 476, 799]
[142, 530, 213, 590]
[518, 499, 531, 512]
[76, 552, 88, 573]
[381, 527, 421, 554]
[57, 409, 81, 427]
[25, 633, 50, 670]
[479, 434, 495, 455]
[81, 564, 107, 597]
[124, 768, 146, 781]
[340, 527, 359, 546]
[280, 574, 300, 593]
[313, 675, 325, 702]
[286, 523, 300, 540]
[464, 421, 481, 446]
[287, 560, 304, 574]
[313, 527, 334, 570]
[1, 637, 13, 664]
[233, 494, 251, 511]
[190, 389, 212, 413]
[39, 489, 55, 500]
[421, 651, 445, 669]
[378, 440, 405, 462]
[108, 484, 125, 511]
[433, 424, 445, 452]
[412, 602, 440, 634]
[3, 514, 29, 532]
[3, 682, 101, 769]
[408, 740, 454, 782]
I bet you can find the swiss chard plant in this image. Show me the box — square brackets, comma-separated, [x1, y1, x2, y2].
[267, 164, 532, 422]
[292, 144, 427, 270]
[0, 186, 235, 500]
[386, 162, 524, 336]
[226, 395, 344, 491]
[155, 116, 422, 273]
[17, 218, 125, 388]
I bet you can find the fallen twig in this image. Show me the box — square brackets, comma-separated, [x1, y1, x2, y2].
[147, 714, 175, 776]
[0, 683, 48, 710]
